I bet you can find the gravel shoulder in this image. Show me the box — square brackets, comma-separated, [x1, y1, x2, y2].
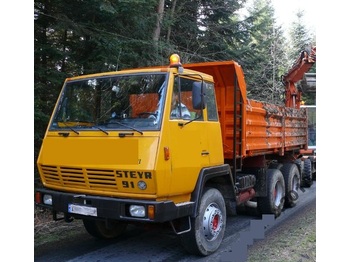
[247, 199, 316, 262]
[34, 209, 86, 256]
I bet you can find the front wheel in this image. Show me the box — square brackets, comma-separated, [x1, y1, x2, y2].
[257, 169, 285, 217]
[180, 188, 226, 256]
[83, 219, 128, 239]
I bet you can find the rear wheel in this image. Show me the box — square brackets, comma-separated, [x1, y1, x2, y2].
[180, 188, 226, 256]
[309, 156, 316, 180]
[257, 169, 285, 217]
[302, 158, 313, 187]
[280, 163, 300, 207]
[83, 219, 128, 239]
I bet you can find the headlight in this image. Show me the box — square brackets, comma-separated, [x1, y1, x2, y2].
[43, 194, 53, 205]
[129, 205, 145, 217]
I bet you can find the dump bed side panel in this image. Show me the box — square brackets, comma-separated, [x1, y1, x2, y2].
[245, 100, 307, 157]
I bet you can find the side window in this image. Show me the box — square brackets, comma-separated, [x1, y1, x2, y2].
[170, 77, 202, 120]
[206, 83, 218, 121]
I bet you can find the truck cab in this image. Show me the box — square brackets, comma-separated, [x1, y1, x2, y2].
[36, 55, 228, 245]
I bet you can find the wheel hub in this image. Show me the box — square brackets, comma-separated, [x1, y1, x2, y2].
[292, 175, 299, 191]
[202, 203, 223, 241]
[274, 182, 283, 207]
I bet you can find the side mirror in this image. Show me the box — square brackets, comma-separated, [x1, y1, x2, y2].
[192, 81, 206, 110]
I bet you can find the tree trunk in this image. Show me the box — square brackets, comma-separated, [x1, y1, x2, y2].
[153, 0, 165, 42]
[166, 0, 177, 44]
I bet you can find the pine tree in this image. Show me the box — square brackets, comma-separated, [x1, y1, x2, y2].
[240, 0, 288, 104]
[287, 10, 316, 105]
[288, 10, 314, 64]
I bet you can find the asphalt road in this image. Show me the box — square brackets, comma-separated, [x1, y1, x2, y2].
[35, 182, 316, 262]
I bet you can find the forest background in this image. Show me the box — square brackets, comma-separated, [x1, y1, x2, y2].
[33, 0, 316, 181]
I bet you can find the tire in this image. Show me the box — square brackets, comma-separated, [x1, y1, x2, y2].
[280, 163, 300, 208]
[180, 188, 226, 256]
[83, 219, 127, 239]
[302, 158, 313, 187]
[257, 169, 285, 218]
[294, 158, 302, 171]
[225, 199, 237, 217]
[309, 156, 316, 180]
[269, 162, 283, 170]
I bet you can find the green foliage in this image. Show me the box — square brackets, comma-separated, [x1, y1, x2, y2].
[288, 10, 316, 105]
[239, 0, 288, 104]
[288, 10, 314, 61]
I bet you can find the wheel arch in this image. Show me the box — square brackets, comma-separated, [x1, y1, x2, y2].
[190, 164, 234, 217]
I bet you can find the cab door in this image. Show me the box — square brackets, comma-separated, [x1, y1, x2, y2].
[167, 77, 210, 195]
[168, 118, 209, 195]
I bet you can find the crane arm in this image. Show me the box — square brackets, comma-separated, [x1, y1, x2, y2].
[283, 46, 316, 108]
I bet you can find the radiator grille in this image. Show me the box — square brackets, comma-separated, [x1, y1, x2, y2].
[40, 165, 118, 190]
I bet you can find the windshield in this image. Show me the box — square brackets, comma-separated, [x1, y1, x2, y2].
[50, 73, 167, 132]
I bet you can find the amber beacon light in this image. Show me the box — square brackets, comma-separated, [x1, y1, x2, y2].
[169, 54, 182, 67]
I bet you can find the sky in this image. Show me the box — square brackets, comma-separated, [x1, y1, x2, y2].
[270, 0, 316, 35]
[239, 0, 317, 41]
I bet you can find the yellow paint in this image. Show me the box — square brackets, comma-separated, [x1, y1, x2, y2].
[37, 66, 224, 204]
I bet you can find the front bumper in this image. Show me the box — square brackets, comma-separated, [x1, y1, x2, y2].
[35, 188, 194, 223]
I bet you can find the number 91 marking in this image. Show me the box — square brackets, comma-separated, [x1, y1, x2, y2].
[122, 181, 135, 188]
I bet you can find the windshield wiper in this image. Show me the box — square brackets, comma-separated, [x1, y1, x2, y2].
[109, 120, 143, 135]
[60, 122, 80, 134]
[93, 125, 109, 135]
[75, 121, 109, 135]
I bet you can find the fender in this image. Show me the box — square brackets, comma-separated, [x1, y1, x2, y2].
[190, 164, 235, 217]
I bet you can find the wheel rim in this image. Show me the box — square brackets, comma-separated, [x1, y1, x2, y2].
[292, 175, 299, 191]
[273, 181, 283, 207]
[202, 203, 223, 241]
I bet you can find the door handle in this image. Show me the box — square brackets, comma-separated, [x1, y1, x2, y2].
[201, 151, 210, 156]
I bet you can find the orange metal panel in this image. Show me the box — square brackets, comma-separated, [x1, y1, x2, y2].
[245, 100, 307, 157]
[129, 91, 198, 118]
[184, 61, 308, 161]
[129, 93, 158, 117]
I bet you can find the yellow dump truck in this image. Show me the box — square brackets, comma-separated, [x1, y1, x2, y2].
[35, 54, 313, 256]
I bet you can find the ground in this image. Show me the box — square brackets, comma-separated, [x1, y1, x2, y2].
[35, 204, 316, 261]
[247, 203, 316, 262]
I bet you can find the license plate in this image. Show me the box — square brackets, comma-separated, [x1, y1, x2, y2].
[68, 204, 97, 217]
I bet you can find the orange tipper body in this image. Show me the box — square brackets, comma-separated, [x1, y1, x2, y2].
[35, 52, 314, 257]
[184, 61, 307, 160]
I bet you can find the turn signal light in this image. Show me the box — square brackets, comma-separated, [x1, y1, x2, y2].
[148, 205, 155, 220]
[164, 146, 170, 160]
[35, 192, 41, 204]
